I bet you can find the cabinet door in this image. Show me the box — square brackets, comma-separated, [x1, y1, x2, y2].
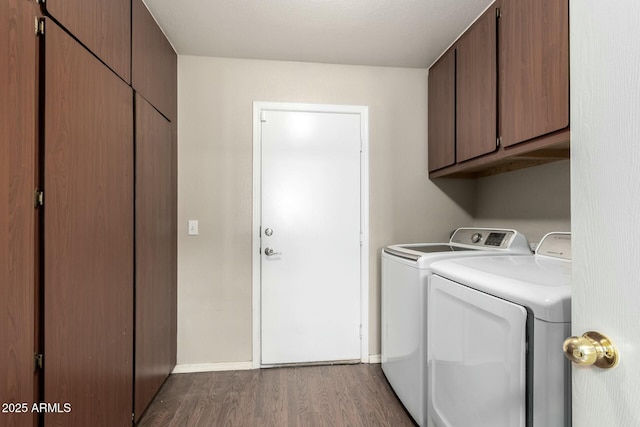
[428, 49, 456, 172]
[132, 0, 177, 121]
[456, 7, 497, 162]
[44, 0, 131, 82]
[0, 2, 39, 426]
[44, 21, 133, 427]
[134, 94, 174, 422]
[499, 0, 569, 147]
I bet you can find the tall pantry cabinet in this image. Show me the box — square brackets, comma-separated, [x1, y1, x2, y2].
[131, 0, 178, 420]
[1, 0, 177, 426]
[43, 21, 135, 427]
[1, 2, 40, 427]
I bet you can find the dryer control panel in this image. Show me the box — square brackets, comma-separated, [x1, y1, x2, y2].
[536, 232, 572, 260]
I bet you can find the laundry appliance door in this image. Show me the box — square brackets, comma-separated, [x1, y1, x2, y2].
[429, 274, 527, 427]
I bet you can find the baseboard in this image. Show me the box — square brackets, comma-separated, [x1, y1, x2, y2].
[172, 361, 254, 374]
[173, 356, 380, 373]
[368, 354, 381, 364]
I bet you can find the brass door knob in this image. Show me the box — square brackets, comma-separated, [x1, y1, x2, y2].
[563, 331, 619, 369]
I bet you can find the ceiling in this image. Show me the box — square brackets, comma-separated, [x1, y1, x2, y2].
[143, 0, 494, 69]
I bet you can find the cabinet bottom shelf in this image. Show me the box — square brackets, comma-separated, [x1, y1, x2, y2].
[429, 128, 570, 179]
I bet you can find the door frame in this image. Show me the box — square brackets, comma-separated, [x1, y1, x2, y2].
[251, 102, 369, 368]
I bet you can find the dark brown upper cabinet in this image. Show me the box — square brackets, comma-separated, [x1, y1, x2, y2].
[45, 0, 131, 83]
[456, 7, 497, 163]
[428, 49, 456, 172]
[133, 0, 177, 121]
[499, 0, 569, 147]
[428, 0, 570, 178]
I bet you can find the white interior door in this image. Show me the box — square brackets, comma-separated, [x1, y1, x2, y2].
[259, 107, 362, 365]
[571, 1, 640, 425]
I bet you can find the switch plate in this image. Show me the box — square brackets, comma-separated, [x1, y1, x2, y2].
[188, 220, 198, 236]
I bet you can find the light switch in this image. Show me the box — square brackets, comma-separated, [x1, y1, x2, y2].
[188, 220, 199, 236]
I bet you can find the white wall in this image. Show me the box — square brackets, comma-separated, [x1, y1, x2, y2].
[474, 160, 571, 244]
[177, 56, 475, 365]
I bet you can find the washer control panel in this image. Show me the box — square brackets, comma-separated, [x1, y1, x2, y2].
[450, 228, 517, 249]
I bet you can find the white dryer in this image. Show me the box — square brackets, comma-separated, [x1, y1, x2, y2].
[428, 232, 572, 427]
[381, 228, 532, 427]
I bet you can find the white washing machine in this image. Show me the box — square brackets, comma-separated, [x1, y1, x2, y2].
[381, 228, 532, 427]
[428, 232, 572, 427]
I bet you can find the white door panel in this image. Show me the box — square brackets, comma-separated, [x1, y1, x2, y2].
[571, 1, 640, 425]
[260, 109, 362, 365]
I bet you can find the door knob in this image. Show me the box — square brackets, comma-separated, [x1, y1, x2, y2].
[563, 331, 619, 369]
[264, 247, 282, 256]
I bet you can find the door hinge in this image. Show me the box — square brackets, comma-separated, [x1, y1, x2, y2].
[35, 17, 45, 36]
[36, 0, 46, 4]
[34, 189, 44, 208]
[34, 353, 43, 371]
[359, 325, 363, 339]
[260, 111, 267, 123]
[496, 137, 502, 148]
[132, 413, 135, 422]
[496, 8, 501, 18]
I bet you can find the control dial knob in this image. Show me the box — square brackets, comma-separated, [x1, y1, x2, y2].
[471, 233, 483, 244]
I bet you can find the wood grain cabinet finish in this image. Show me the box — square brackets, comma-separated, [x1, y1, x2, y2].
[428, 49, 456, 172]
[134, 94, 175, 422]
[44, 0, 131, 82]
[499, 0, 569, 147]
[428, 0, 570, 178]
[1, 1, 177, 424]
[0, 2, 39, 426]
[44, 21, 134, 427]
[133, 0, 177, 121]
[170, 120, 178, 370]
[456, 7, 497, 163]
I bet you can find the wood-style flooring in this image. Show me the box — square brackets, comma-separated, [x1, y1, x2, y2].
[137, 363, 417, 427]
